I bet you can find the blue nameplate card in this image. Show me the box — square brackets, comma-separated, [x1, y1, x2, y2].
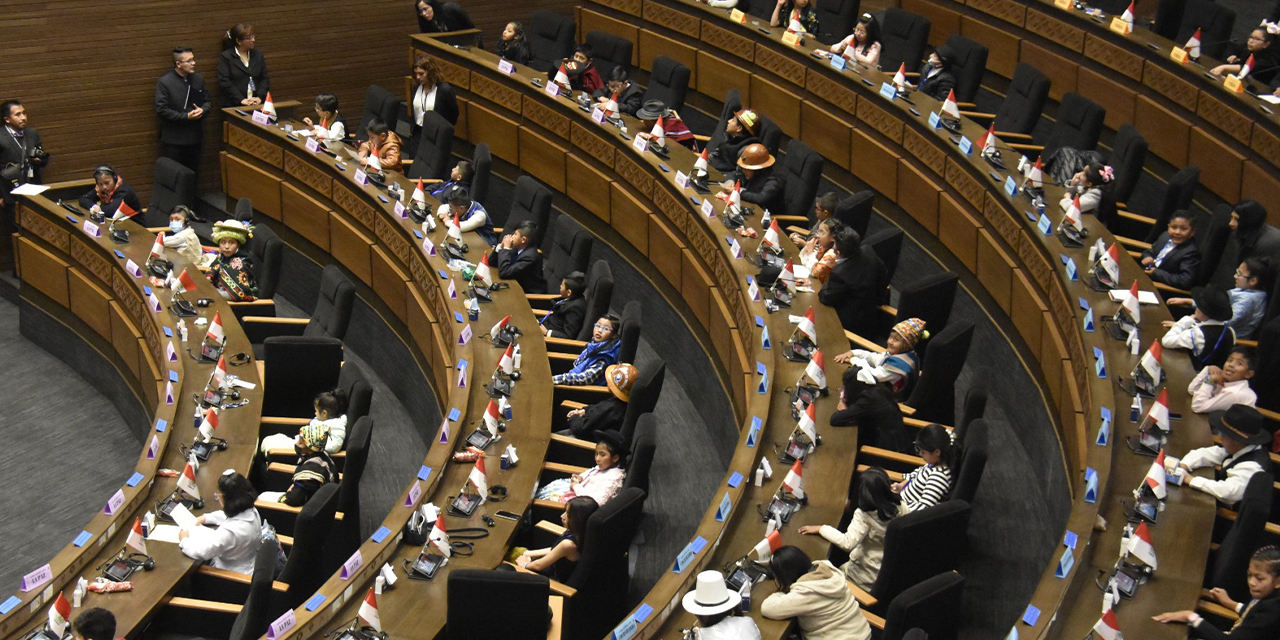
[1095, 354, 1106, 378]
[163, 326, 173, 337]
[1005, 176, 1019, 197]
[454, 311, 464, 323]
[674, 542, 697, 573]
[305, 594, 327, 612]
[377, 195, 389, 203]
[830, 54, 846, 71]
[155, 418, 167, 433]
[1096, 407, 1112, 445]
[437, 269, 449, 279]
[761, 325, 771, 349]
[1084, 467, 1098, 502]
[143, 286, 153, 296]
[418, 465, 433, 481]
[169, 370, 179, 383]
[879, 82, 897, 100]
[747, 416, 762, 447]
[371, 526, 392, 543]
[448, 407, 461, 421]
[635, 604, 653, 622]
[413, 229, 423, 239]
[1064, 531, 1078, 549]
[114, 250, 126, 259]
[612, 618, 638, 640]
[1024, 209, 1038, 222]
[1037, 213, 1052, 235]
[928, 111, 942, 129]
[127, 472, 144, 487]
[1065, 257, 1078, 281]
[1079, 297, 1090, 310]
[1083, 308, 1095, 332]
[0, 596, 21, 615]
[728, 472, 744, 488]
[73, 531, 93, 547]
[1054, 547, 1075, 578]
[715, 492, 733, 521]
[754, 314, 765, 327]
[1022, 605, 1040, 626]
[691, 537, 707, 553]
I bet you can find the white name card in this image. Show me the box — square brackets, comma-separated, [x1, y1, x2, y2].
[632, 134, 649, 153]
[701, 198, 715, 218]
[125, 259, 142, 277]
[591, 107, 607, 123]
[354, 169, 369, 186]
[20, 565, 53, 592]
[82, 220, 101, 237]
[266, 610, 296, 639]
[498, 59, 515, 75]
[305, 137, 321, 153]
[404, 480, 423, 507]
[545, 81, 561, 97]
[674, 170, 690, 189]
[104, 489, 125, 514]
[394, 200, 407, 218]
[340, 550, 363, 580]
[251, 110, 271, 125]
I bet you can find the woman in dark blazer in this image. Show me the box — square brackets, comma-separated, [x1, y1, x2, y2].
[1142, 210, 1201, 291]
[218, 24, 270, 108]
[411, 55, 459, 129]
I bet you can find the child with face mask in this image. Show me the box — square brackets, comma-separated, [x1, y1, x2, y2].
[162, 205, 203, 264]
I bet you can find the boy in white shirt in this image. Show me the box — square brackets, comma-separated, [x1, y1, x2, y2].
[1188, 346, 1257, 413]
[1165, 404, 1270, 506]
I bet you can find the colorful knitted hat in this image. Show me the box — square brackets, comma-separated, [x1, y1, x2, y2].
[891, 317, 929, 349]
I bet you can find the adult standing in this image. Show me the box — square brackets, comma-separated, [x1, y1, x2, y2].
[218, 24, 270, 108]
[1, 100, 50, 211]
[155, 47, 212, 178]
[411, 55, 460, 129]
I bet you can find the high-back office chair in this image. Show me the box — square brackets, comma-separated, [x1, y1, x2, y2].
[969, 63, 1050, 137]
[778, 139, 825, 217]
[470, 143, 493, 208]
[528, 11, 576, 73]
[744, 0, 777, 21]
[865, 227, 904, 288]
[622, 415, 658, 498]
[618, 300, 642, 364]
[1034, 92, 1107, 158]
[704, 88, 744, 156]
[149, 537, 283, 640]
[406, 112, 454, 181]
[275, 484, 340, 608]
[357, 85, 402, 140]
[1112, 165, 1199, 246]
[222, 221, 283, 321]
[1107, 125, 1149, 206]
[1209, 472, 1274, 603]
[756, 113, 784, 157]
[620, 361, 666, 445]
[836, 190, 875, 237]
[813, 0, 860, 46]
[504, 175, 553, 247]
[228, 538, 283, 640]
[561, 487, 646, 640]
[586, 31, 633, 80]
[261, 336, 345, 417]
[1158, 0, 1236, 59]
[447, 570, 551, 640]
[325, 415, 373, 568]
[880, 572, 966, 640]
[948, 419, 989, 504]
[147, 157, 196, 227]
[940, 35, 989, 105]
[904, 321, 975, 425]
[576, 260, 615, 341]
[955, 377, 989, 448]
[879, 8, 932, 74]
[1254, 317, 1280, 411]
[542, 215, 594, 295]
[643, 56, 691, 113]
[890, 273, 959, 359]
[439, 2, 475, 30]
[855, 501, 972, 615]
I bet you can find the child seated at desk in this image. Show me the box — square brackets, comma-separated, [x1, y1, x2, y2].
[208, 219, 258, 301]
[1058, 162, 1112, 215]
[257, 422, 335, 506]
[1188, 346, 1258, 414]
[435, 187, 495, 246]
[540, 271, 586, 338]
[1161, 284, 1236, 370]
[1163, 404, 1270, 507]
[895, 424, 954, 513]
[513, 496, 598, 581]
[799, 467, 899, 589]
[682, 571, 762, 640]
[535, 430, 627, 506]
[1154, 545, 1280, 639]
[833, 317, 927, 396]
[302, 92, 345, 142]
[552, 313, 622, 386]
[163, 205, 203, 265]
[564, 363, 636, 442]
[762, 546, 872, 640]
[1141, 211, 1200, 291]
[259, 388, 349, 455]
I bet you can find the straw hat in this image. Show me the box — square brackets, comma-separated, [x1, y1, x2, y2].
[211, 219, 252, 245]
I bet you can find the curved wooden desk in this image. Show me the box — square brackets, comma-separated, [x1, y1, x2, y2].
[576, 1, 1217, 638]
[3, 183, 263, 638]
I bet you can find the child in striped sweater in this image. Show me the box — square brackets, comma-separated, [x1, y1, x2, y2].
[894, 423, 954, 512]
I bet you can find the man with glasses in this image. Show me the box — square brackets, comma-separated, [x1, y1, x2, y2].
[155, 46, 212, 180]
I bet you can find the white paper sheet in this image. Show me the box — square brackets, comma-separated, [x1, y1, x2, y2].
[147, 524, 182, 543]
[9, 183, 50, 196]
[1109, 289, 1159, 305]
[169, 503, 198, 529]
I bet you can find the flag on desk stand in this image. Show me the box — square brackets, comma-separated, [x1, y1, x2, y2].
[447, 213, 464, 246]
[976, 125, 997, 157]
[728, 180, 742, 210]
[210, 356, 228, 390]
[261, 92, 276, 116]
[1092, 609, 1120, 640]
[490, 314, 511, 338]
[483, 399, 502, 433]
[1097, 244, 1122, 285]
[778, 259, 797, 293]
[650, 116, 666, 146]
[498, 344, 516, 376]
[1146, 389, 1171, 432]
[762, 219, 782, 251]
[693, 147, 710, 175]
[1128, 522, 1159, 569]
[752, 530, 783, 561]
[554, 64, 570, 87]
[358, 588, 382, 632]
[604, 90, 619, 116]
[174, 267, 199, 293]
[797, 402, 818, 443]
[892, 63, 907, 89]
[1185, 28, 1202, 59]
[150, 232, 166, 263]
[940, 89, 960, 120]
[126, 517, 147, 555]
[782, 459, 805, 499]
[787, 17, 805, 33]
[412, 179, 427, 207]
[796, 307, 818, 343]
[429, 514, 452, 558]
[473, 252, 492, 286]
[468, 457, 488, 496]
[1024, 156, 1044, 189]
[1143, 450, 1167, 500]
[1138, 340, 1163, 383]
[1238, 53, 1256, 80]
[1063, 195, 1084, 233]
[1120, 1, 1135, 29]
[199, 406, 220, 442]
[1121, 281, 1142, 325]
[176, 462, 200, 501]
[117, 201, 140, 219]
[804, 349, 827, 391]
[48, 593, 72, 638]
[206, 311, 226, 347]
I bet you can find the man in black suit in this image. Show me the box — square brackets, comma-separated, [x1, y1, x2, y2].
[819, 227, 889, 336]
[496, 220, 548, 294]
[155, 47, 212, 180]
[1, 100, 49, 210]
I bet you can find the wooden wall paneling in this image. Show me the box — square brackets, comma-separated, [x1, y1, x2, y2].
[967, 0, 1027, 28]
[68, 269, 113, 340]
[1010, 269, 1046, 353]
[465, 103, 521, 163]
[709, 289, 737, 384]
[1023, 8, 1085, 54]
[139, 337, 162, 409]
[281, 182, 333, 251]
[1240, 161, 1280, 226]
[1076, 67, 1135, 131]
[749, 74, 800, 139]
[329, 213, 374, 285]
[896, 160, 941, 235]
[579, 8, 641, 66]
[16, 236, 69, 307]
[610, 183, 651, 254]
[697, 52, 753, 107]
[518, 126, 569, 194]
[1082, 34, 1144, 82]
[681, 249, 712, 328]
[221, 152, 283, 219]
[1039, 313, 1069, 408]
[566, 154, 614, 223]
[371, 245, 409, 324]
[938, 193, 979, 272]
[976, 228, 1014, 313]
[1134, 95, 1190, 167]
[901, 0, 960, 48]
[850, 128, 900, 200]
[1060, 368, 1086, 475]
[1188, 128, 1244, 203]
[1019, 41, 1078, 101]
[959, 16, 1020, 79]
[406, 286, 439, 383]
[637, 30, 698, 86]
[109, 301, 143, 385]
[1195, 91, 1254, 148]
[1251, 122, 1280, 170]
[647, 213, 684, 291]
[800, 101, 852, 171]
[730, 327, 748, 415]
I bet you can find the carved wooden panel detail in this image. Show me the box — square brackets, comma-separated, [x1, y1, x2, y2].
[1141, 62, 1198, 106]
[522, 96, 571, 140]
[19, 208, 70, 253]
[470, 74, 522, 114]
[1083, 35, 1143, 81]
[599, 0, 643, 17]
[1197, 93, 1253, 146]
[409, 253, 452, 345]
[332, 183, 376, 230]
[1251, 124, 1280, 168]
[982, 193, 1022, 251]
[111, 270, 149, 336]
[375, 218, 414, 271]
[753, 46, 806, 90]
[430, 55, 470, 90]
[226, 126, 283, 167]
[1025, 9, 1084, 53]
[571, 123, 616, 166]
[644, 1, 700, 37]
[701, 22, 754, 63]
[945, 159, 984, 209]
[856, 99, 903, 145]
[968, 0, 1026, 27]
[141, 319, 163, 370]
[614, 153, 654, 200]
[70, 238, 113, 286]
[284, 153, 333, 198]
[903, 129, 946, 172]
[805, 70, 858, 115]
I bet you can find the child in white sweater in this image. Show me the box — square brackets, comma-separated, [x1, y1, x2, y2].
[259, 388, 349, 455]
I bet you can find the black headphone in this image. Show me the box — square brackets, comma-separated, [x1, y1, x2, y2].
[93, 164, 117, 180]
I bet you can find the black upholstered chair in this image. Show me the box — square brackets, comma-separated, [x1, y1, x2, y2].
[1159, 0, 1235, 59]
[1208, 472, 1274, 603]
[405, 111, 454, 181]
[618, 300, 642, 364]
[852, 501, 971, 616]
[542, 215, 594, 295]
[503, 175, 553, 246]
[940, 35, 988, 105]
[904, 321, 974, 425]
[744, 0, 776, 20]
[1020, 92, 1106, 158]
[891, 272, 960, 344]
[150, 537, 282, 640]
[777, 139, 825, 218]
[147, 157, 196, 227]
[620, 362, 665, 446]
[702, 88, 744, 154]
[623, 414, 658, 498]
[813, 0, 860, 46]
[244, 264, 356, 348]
[1107, 125, 1149, 206]
[955, 377, 989, 446]
[880, 572, 966, 640]
[226, 222, 283, 320]
[558, 487, 646, 640]
[643, 56, 692, 113]
[575, 260, 615, 341]
[836, 190, 875, 237]
[324, 415, 373, 568]
[965, 63, 1050, 138]
[1111, 165, 1199, 247]
[879, 8, 931, 74]
[357, 85, 402, 141]
[440, 2, 475, 30]
[447, 570, 551, 640]
[1253, 317, 1280, 411]
[528, 11, 576, 73]
[471, 143, 493, 208]
[865, 227, 904, 287]
[586, 31, 634, 80]
[756, 113, 785, 157]
[948, 419, 988, 504]
[261, 336, 344, 417]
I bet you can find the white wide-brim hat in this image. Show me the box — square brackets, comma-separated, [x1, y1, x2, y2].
[681, 570, 742, 616]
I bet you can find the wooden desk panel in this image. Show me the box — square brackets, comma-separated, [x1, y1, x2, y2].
[961, 15, 1022, 79]
[638, 29, 698, 86]
[282, 181, 333, 252]
[969, 0, 1027, 27]
[647, 213, 685, 292]
[519, 125, 569, 193]
[976, 227, 1015, 313]
[697, 50, 753, 106]
[801, 101, 854, 172]
[1189, 128, 1245, 203]
[1021, 40, 1078, 101]
[221, 152, 283, 219]
[329, 213, 374, 285]
[68, 268, 113, 340]
[566, 153, 615, 223]
[1135, 95, 1190, 167]
[938, 192, 980, 272]
[1240, 160, 1280, 218]
[897, 159, 942, 235]
[1083, 33, 1144, 82]
[903, 0, 960, 48]
[1024, 8, 1086, 54]
[371, 245, 410, 324]
[18, 237, 70, 307]
[1077, 67, 1137, 131]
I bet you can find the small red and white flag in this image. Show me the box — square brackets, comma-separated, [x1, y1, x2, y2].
[1138, 340, 1163, 382]
[176, 462, 200, 500]
[175, 267, 199, 292]
[554, 64, 571, 87]
[474, 252, 492, 285]
[1092, 609, 1120, 640]
[1063, 195, 1084, 232]
[1121, 281, 1141, 325]
[1121, 1, 1135, 28]
[413, 179, 427, 206]
[199, 406, 220, 442]
[468, 457, 488, 496]
[1185, 28, 1202, 58]
[977, 124, 998, 156]
[778, 259, 796, 293]
[893, 63, 907, 88]
[753, 530, 783, 560]
[206, 311, 226, 346]
[797, 402, 817, 442]
[490, 314, 510, 338]
[1128, 521, 1158, 569]
[1025, 156, 1044, 189]
[650, 116, 666, 145]
[1098, 244, 1121, 284]
[1143, 450, 1167, 500]
[127, 517, 147, 555]
[796, 307, 818, 343]
[358, 587, 382, 632]
[262, 92, 276, 116]
[150, 232, 166, 261]
[429, 514, 451, 558]
[497, 344, 516, 375]
[787, 16, 805, 33]
[728, 180, 742, 210]
[116, 201, 140, 219]
[941, 89, 960, 120]
[210, 355, 228, 390]
[1146, 388, 1170, 432]
[804, 349, 827, 390]
[48, 592, 72, 637]
[483, 399, 502, 432]
[447, 212, 464, 246]
[1238, 53, 1256, 80]
[604, 91, 619, 116]
[693, 147, 710, 174]
[763, 220, 782, 250]
[782, 459, 805, 499]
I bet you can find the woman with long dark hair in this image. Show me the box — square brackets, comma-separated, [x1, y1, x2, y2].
[515, 496, 598, 581]
[762, 546, 872, 640]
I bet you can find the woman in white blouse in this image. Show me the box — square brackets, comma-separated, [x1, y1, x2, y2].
[302, 93, 345, 142]
[411, 55, 459, 129]
[177, 470, 263, 575]
[822, 13, 881, 69]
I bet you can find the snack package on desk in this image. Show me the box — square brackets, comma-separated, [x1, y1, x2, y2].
[87, 578, 133, 593]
